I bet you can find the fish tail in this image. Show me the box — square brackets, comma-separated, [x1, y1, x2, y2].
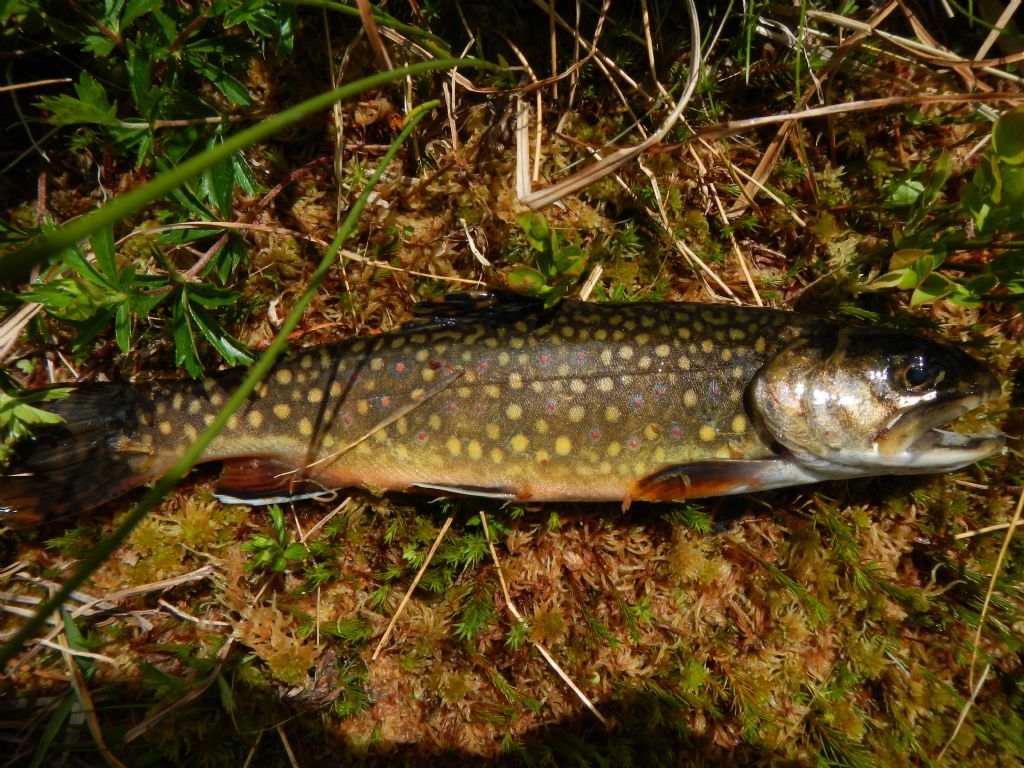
[1, 383, 163, 524]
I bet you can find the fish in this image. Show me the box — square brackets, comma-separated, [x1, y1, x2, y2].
[0, 292, 1006, 523]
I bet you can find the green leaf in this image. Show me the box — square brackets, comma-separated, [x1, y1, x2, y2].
[173, 292, 203, 378]
[190, 302, 253, 366]
[506, 266, 549, 295]
[993, 106, 1024, 165]
[36, 73, 119, 127]
[886, 178, 925, 207]
[90, 225, 118, 285]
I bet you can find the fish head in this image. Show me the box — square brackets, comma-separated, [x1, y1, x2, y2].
[749, 324, 1005, 477]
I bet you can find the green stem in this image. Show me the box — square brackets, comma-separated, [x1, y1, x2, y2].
[0, 58, 488, 280]
[0, 102, 439, 669]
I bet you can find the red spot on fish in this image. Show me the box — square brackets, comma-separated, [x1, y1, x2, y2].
[707, 381, 721, 398]
[429, 361, 442, 370]
[537, 352, 552, 365]
[478, 360, 489, 371]
[546, 399, 558, 412]
[416, 432, 429, 444]
[379, 395, 391, 408]
[474, 404, 487, 415]
[446, 403, 457, 414]
[670, 424, 683, 439]
[342, 414, 353, 426]
[395, 362, 406, 374]
[589, 428, 601, 442]
[576, 351, 587, 363]
[631, 394, 644, 410]
[627, 438, 640, 451]
[654, 384, 667, 398]
[350, 373, 359, 383]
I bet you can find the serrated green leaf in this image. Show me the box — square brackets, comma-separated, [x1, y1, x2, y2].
[36, 73, 118, 127]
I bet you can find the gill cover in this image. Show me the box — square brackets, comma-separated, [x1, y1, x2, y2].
[748, 324, 1004, 477]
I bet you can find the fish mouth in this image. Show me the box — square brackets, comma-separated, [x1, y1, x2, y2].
[879, 385, 1005, 471]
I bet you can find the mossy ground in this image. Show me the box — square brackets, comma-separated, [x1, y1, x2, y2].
[1, 2, 1023, 766]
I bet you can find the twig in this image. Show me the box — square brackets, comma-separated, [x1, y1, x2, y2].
[966, 488, 1024, 690]
[371, 516, 454, 659]
[518, 0, 702, 210]
[479, 511, 608, 727]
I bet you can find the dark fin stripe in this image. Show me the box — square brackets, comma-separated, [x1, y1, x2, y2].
[631, 459, 793, 501]
[404, 290, 546, 329]
[215, 458, 336, 505]
[0, 383, 156, 524]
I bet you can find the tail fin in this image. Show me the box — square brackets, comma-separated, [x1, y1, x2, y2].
[1, 383, 159, 524]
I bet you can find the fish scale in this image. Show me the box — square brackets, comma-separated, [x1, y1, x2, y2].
[0, 296, 1004, 522]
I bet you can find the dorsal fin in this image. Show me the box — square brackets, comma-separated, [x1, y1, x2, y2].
[405, 290, 547, 329]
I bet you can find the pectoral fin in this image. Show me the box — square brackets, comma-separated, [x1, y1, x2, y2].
[215, 458, 337, 506]
[631, 458, 821, 501]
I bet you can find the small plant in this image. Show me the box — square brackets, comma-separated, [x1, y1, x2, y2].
[862, 107, 1024, 306]
[0, 386, 71, 463]
[240, 505, 308, 573]
[506, 213, 587, 304]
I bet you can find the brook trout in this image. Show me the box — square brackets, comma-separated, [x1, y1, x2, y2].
[0, 294, 1005, 523]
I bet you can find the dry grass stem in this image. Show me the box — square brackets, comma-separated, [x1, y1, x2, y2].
[967, 488, 1024, 689]
[371, 516, 454, 660]
[478, 511, 608, 727]
[59, 634, 129, 768]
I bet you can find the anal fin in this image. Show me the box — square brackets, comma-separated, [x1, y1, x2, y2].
[215, 458, 337, 506]
[631, 458, 820, 502]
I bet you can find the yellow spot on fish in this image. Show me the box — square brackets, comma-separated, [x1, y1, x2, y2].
[485, 384, 501, 398]
[299, 417, 313, 437]
[415, 349, 430, 362]
[568, 405, 585, 423]
[534, 419, 549, 434]
[655, 344, 671, 357]
[644, 424, 660, 440]
[323, 435, 336, 448]
[729, 327, 746, 341]
[702, 339, 714, 353]
[509, 337, 525, 350]
[172, 393, 183, 410]
[535, 450, 550, 464]
[530, 381, 545, 394]
[159, 421, 172, 435]
[597, 377, 614, 393]
[506, 404, 523, 420]
[371, 358, 383, 372]
[410, 388, 425, 401]
[605, 405, 620, 423]
[308, 388, 323, 404]
[467, 440, 483, 460]
[732, 414, 747, 434]
[248, 411, 264, 428]
[184, 424, 198, 441]
[228, 414, 240, 430]
[446, 436, 462, 457]
[457, 386, 471, 399]
[721, 349, 733, 362]
[678, 357, 691, 371]
[634, 333, 650, 345]
[653, 447, 666, 462]
[509, 373, 524, 390]
[755, 337, 767, 353]
[554, 436, 572, 456]
[391, 337, 406, 349]
[397, 417, 408, 435]
[330, 381, 344, 397]
[428, 414, 442, 430]
[498, 352, 511, 366]
[300, 355, 313, 369]
[490, 448, 504, 463]
[600, 349, 613, 366]
[486, 423, 501, 440]
[569, 379, 586, 394]
[684, 390, 698, 408]
[203, 414, 215, 426]
[638, 356, 652, 370]
[510, 433, 530, 453]
[607, 441, 622, 458]
[156, 401, 167, 417]
[699, 425, 717, 442]
[677, 327, 691, 340]
[595, 329, 608, 341]
[276, 369, 293, 385]
[274, 403, 291, 419]
[357, 400, 369, 415]
[422, 368, 436, 383]
[561, 326, 575, 338]
[188, 400, 202, 415]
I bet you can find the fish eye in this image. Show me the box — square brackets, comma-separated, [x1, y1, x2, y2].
[897, 356, 944, 392]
